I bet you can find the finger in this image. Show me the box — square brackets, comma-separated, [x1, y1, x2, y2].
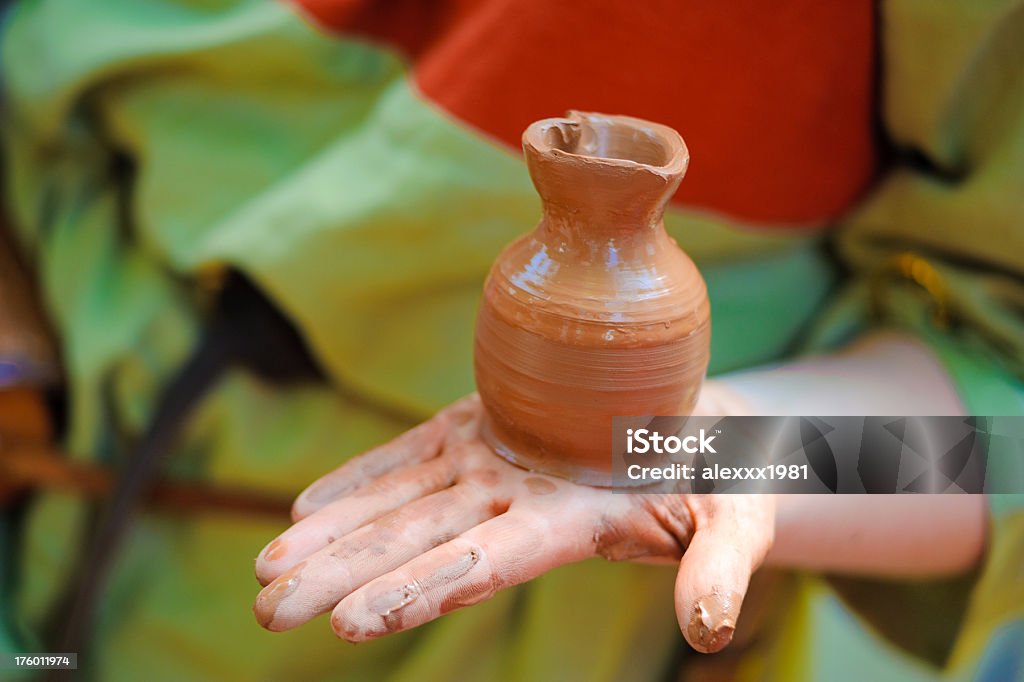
[254, 481, 503, 631]
[331, 505, 594, 642]
[256, 455, 459, 585]
[291, 416, 448, 521]
[674, 495, 774, 654]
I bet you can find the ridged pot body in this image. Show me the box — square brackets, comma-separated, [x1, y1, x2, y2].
[474, 112, 710, 486]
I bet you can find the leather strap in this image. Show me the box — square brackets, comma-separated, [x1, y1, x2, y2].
[43, 273, 320, 678]
[0, 223, 59, 389]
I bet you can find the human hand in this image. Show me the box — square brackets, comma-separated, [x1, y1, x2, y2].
[253, 389, 774, 653]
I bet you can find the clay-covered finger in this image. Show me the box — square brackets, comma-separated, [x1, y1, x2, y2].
[673, 495, 774, 653]
[291, 416, 448, 521]
[254, 482, 501, 631]
[331, 507, 593, 642]
[256, 455, 458, 585]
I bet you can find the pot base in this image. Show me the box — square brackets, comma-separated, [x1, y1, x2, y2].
[480, 413, 615, 488]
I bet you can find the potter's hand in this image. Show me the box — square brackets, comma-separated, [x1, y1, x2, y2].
[253, 392, 774, 653]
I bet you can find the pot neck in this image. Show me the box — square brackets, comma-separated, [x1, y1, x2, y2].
[523, 111, 689, 243]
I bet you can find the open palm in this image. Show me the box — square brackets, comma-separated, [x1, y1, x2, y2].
[254, 392, 773, 653]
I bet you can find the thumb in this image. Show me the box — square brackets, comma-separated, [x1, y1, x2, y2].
[674, 495, 775, 653]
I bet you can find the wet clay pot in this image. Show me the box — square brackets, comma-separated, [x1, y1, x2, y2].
[474, 111, 711, 486]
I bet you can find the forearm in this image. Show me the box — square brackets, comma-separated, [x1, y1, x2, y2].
[767, 494, 986, 576]
[710, 330, 987, 577]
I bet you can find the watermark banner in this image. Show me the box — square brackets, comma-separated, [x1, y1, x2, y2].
[611, 416, 1024, 493]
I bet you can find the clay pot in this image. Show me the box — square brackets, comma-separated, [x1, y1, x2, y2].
[474, 111, 711, 486]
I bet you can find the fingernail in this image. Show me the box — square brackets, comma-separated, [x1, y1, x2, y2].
[687, 589, 740, 654]
[254, 561, 305, 630]
[263, 538, 288, 561]
[254, 539, 290, 586]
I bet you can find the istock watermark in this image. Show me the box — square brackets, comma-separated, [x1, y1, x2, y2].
[611, 416, 1024, 494]
[625, 427, 717, 455]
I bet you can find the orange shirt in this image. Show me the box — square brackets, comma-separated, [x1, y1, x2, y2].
[295, 0, 877, 226]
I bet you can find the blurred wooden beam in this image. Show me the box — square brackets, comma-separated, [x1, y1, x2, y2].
[0, 437, 294, 519]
